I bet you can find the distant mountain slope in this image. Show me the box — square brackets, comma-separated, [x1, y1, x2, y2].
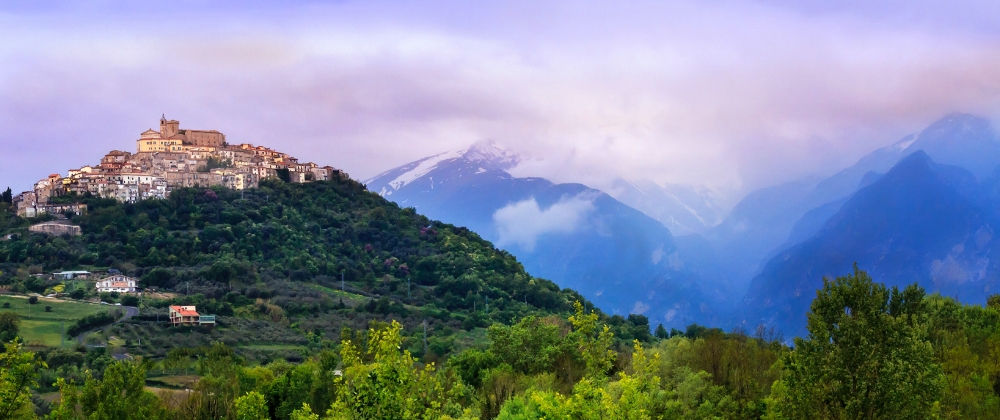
[709, 113, 1000, 288]
[607, 179, 728, 236]
[365, 141, 726, 327]
[743, 151, 1000, 336]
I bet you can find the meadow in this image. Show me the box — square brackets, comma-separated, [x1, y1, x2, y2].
[0, 295, 106, 346]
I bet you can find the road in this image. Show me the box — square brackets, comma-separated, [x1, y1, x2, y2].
[75, 305, 139, 344]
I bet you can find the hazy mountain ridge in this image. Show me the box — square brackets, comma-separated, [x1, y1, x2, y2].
[607, 179, 729, 236]
[366, 141, 728, 328]
[707, 113, 1000, 292]
[364, 113, 1000, 336]
[744, 150, 1000, 335]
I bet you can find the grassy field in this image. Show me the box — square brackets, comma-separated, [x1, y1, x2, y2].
[0, 295, 107, 347]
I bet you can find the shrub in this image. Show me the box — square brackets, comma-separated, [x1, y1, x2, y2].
[44, 306, 52, 312]
[28, 296, 38, 304]
[67, 311, 117, 337]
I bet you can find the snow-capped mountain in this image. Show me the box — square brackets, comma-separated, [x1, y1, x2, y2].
[368, 140, 519, 199]
[607, 179, 729, 236]
[365, 141, 728, 328]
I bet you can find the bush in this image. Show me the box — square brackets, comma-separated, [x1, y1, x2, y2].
[1, 302, 9, 309]
[121, 295, 139, 307]
[44, 306, 52, 312]
[69, 289, 85, 300]
[67, 311, 118, 337]
[28, 296, 38, 304]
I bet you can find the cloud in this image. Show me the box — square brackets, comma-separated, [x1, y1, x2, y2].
[493, 194, 596, 251]
[4, 1, 1000, 200]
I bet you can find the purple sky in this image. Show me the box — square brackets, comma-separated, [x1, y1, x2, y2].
[3, 0, 1000, 200]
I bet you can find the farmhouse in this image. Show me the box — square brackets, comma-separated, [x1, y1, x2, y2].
[96, 275, 137, 293]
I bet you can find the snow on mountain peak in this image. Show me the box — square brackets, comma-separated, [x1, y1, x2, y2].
[462, 140, 520, 169]
[367, 140, 521, 196]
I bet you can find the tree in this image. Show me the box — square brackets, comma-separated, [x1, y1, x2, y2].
[487, 316, 566, 375]
[234, 391, 269, 420]
[1, 188, 11, 205]
[568, 301, 615, 378]
[328, 320, 464, 419]
[26, 297, 37, 305]
[0, 340, 43, 420]
[0, 312, 19, 343]
[654, 324, 668, 340]
[49, 361, 170, 420]
[767, 266, 942, 419]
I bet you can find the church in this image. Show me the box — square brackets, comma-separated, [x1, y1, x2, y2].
[136, 115, 226, 152]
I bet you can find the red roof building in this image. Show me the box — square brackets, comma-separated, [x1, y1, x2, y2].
[169, 305, 215, 327]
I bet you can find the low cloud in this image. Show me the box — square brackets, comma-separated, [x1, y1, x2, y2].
[5, 2, 1000, 198]
[493, 194, 596, 251]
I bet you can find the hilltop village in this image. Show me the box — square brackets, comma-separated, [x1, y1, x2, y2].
[14, 116, 345, 217]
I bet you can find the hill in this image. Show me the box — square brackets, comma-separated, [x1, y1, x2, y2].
[0, 176, 654, 360]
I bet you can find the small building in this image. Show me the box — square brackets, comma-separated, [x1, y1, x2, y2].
[169, 305, 215, 327]
[28, 220, 82, 236]
[96, 275, 137, 293]
[54, 271, 90, 280]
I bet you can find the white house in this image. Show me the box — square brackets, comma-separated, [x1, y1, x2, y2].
[96, 275, 137, 293]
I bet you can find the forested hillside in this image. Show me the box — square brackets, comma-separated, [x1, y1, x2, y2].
[0, 177, 654, 356]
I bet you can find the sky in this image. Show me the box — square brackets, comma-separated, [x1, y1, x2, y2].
[3, 0, 1000, 203]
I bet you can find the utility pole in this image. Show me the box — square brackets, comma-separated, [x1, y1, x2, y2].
[423, 320, 428, 354]
[61, 321, 65, 348]
[341, 272, 345, 292]
[407, 276, 411, 299]
[485, 295, 488, 313]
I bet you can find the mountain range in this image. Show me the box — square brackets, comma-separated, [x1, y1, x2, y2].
[365, 141, 729, 328]
[366, 113, 1000, 336]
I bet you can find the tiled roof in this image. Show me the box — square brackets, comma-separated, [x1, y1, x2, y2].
[170, 306, 199, 316]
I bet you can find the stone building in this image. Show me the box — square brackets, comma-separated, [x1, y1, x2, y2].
[136, 116, 226, 152]
[28, 220, 82, 236]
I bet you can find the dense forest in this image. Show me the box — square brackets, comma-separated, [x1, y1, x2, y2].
[1, 180, 1000, 418]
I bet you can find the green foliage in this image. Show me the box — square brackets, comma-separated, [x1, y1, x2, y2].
[66, 310, 118, 337]
[0, 311, 19, 343]
[48, 361, 170, 420]
[487, 316, 568, 376]
[767, 266, 942, 419]
[328, 320, 467, 419]
[235, 391, 270, 420]
[199, 157, 234, 173]
[0, 339, 44, 419]
[569, 301, 616, 378]
[0, 179, 602, 333]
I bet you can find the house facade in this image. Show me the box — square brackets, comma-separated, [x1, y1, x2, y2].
[169, 305, 216, 327]
[96, 275, 137, 293]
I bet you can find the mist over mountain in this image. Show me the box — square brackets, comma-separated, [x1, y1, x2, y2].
[743, 150, 1000, 335]
[706, 113, 1000, 292]
[365, 141, 728, 328]
[363, 113, 1000, 337]
[607, 179, 729, 236]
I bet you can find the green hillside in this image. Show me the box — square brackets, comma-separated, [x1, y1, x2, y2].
[0, 177, 653, 359]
